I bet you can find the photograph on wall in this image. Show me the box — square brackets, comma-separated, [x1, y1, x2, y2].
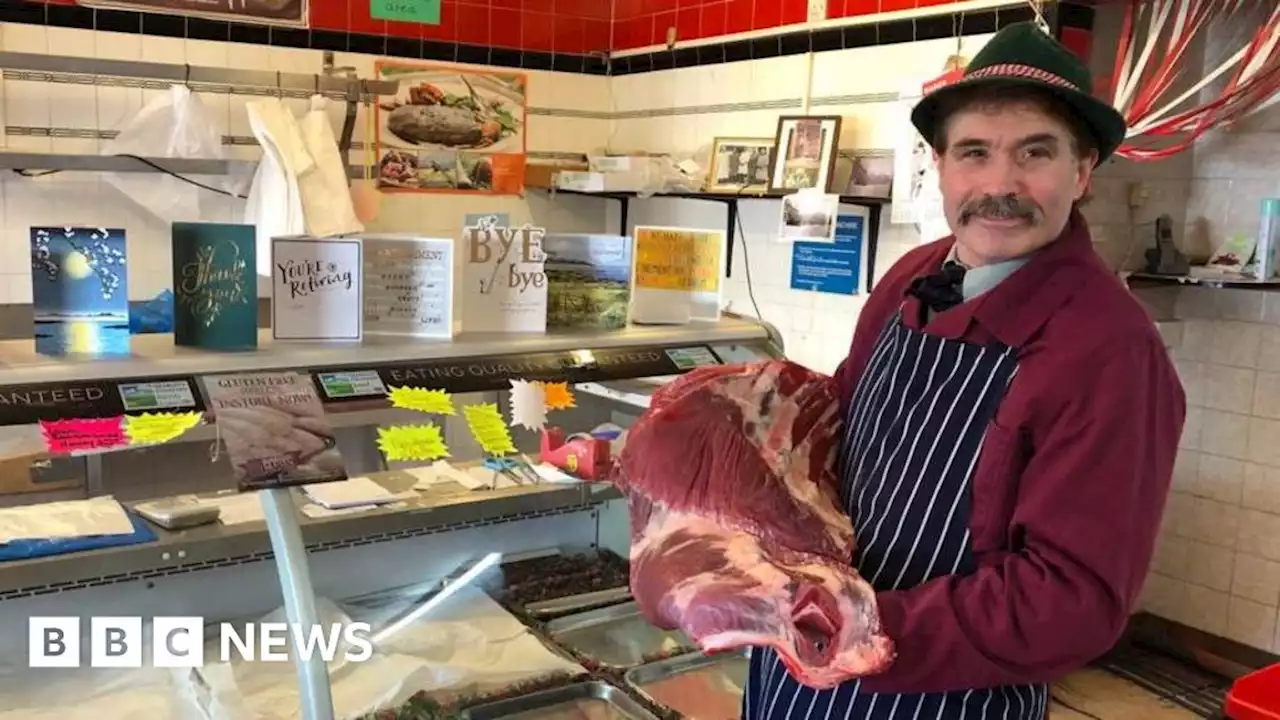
[705, 137, 773, 194]
[768, 116, 841, 193]
[31, 227, 129, 358]
[78, 0, 307, 26]
[375, 61, 527, 196]
[892, 56, 970, 243]
[778, 191, 839, 243]
[845, 154, 894, 199]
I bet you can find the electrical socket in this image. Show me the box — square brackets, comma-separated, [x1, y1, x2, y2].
[666, 26, 676, 48]
[807, 0, 828, 22]
[1127, 181, 1148, 209]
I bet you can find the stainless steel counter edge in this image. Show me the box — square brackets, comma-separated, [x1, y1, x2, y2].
[0, 483, 626, 600]
[0, 320, 770, 385]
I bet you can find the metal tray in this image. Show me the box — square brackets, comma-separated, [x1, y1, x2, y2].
[524, 586, 633, 619]
[624, 651, 750, 719]
[544, 601, 693, 668]
[462, 681, 659, 720]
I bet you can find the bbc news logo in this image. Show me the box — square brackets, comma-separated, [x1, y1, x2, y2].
[29, 617, 374, 668]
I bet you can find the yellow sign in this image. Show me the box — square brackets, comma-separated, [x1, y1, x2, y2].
[377, 424, 450, 462]
[388, 386, 456, 415]
[632, 227, 723, 293]
[124, 412, 203, 445]
[463, 403, 518, 455]
[539, 381, 576, 410]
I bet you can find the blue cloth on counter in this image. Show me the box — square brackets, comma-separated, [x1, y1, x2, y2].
[0, 511, 157, 562]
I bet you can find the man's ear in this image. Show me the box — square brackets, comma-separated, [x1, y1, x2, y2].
[1074, 152, 1097, 201]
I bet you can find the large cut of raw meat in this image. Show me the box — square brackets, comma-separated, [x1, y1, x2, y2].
[612, 360, 895, 689]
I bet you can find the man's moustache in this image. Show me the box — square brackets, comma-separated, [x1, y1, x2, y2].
[959, 194, 1039, 225]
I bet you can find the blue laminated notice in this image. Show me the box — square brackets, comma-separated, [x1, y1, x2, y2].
[789, 214, 864, 295]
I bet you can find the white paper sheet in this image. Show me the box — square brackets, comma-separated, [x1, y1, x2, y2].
[303, 477, 396, 509]
[203, 494, 266, 526]
[0, 496, 135, 543]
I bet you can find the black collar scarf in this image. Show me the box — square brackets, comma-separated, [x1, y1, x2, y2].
[907, 260, 967, 316]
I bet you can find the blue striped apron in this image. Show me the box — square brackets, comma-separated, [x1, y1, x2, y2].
[743, 311, 1048, 719]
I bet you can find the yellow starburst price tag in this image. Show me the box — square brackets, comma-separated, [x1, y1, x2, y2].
[376, 424, 450, 462]
[463, 403, 518, 455]
[387, 386, 456, 415]
[124, 411, 203, 446]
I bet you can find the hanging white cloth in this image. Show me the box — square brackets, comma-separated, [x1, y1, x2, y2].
[297, 95, 364, 239]
[244, 98, 312, 292]
[243, 97, 365, 294]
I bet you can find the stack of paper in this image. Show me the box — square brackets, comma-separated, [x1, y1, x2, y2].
[302, 477, 402, 510]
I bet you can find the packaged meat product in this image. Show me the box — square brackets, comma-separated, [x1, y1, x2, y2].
[612, 361, 895, 689]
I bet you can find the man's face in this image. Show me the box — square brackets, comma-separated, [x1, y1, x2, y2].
[934, 100, 1094, 267]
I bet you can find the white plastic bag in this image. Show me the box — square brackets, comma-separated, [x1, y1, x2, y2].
[100, 85, 245, 223]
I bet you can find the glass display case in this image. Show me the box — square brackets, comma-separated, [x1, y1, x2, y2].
[0, 316, 782, 719]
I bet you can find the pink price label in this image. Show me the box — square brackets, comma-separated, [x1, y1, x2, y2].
[40, 417, 126, 455]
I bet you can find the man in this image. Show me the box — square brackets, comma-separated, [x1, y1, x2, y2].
[744, 21, 1185, 720]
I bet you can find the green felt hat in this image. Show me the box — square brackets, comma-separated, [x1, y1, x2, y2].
[910, 21, 1128, 165]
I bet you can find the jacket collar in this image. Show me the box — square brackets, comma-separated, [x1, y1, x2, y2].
[912, 210, 1101, 347]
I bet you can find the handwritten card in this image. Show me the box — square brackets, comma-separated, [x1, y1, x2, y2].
[630, 226, 725, 324]
[271, 237, 363, 341]
[460, 220, 548, 333]
[363, 235, 454, 338]
[40, 417, 126, 454]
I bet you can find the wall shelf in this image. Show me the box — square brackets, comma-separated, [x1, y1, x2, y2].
[0, 51, 398, 99]
[0, 151, 256, 175]
[1126, 271, 1280, 291]
[538, 188, 889, 290]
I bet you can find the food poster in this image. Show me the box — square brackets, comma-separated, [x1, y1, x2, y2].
[270, 237, 363, 342]
[460, 218, 548, 333]
[30, 227, 130, 358]
[375, 61, 527, 195]
[543, 233, 632, 330]
[172, 222, 257, 350]
[201, 371, 347, 492]
[363, 235, 455, 338]
[629, 226, 725, 325]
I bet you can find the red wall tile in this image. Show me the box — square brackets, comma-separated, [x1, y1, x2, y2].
[725, 0, 752, 35]
[29, 0, 988, 56]
[700, 2, 727, 39]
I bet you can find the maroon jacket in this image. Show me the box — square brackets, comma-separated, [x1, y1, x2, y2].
[836, 210, 1185, 694]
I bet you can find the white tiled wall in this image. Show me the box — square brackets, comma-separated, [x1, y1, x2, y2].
[1133, 5, 1280, 655]
[1143, 288, 1280, 654]
[0, 23, 614, 303]
[605, 35, 1000, 372]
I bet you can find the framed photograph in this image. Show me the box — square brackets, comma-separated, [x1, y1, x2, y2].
[846, 154, 894, 199]
[768, 115, 842, 193]
[705, 137, 774, 193]
[779, 191, 839, 243]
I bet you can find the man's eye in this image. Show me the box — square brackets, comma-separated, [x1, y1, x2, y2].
[959, 148, 986, 160]
[1024, 146, 1052, 159]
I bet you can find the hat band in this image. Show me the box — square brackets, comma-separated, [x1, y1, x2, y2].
[965, 63, 1080, 92]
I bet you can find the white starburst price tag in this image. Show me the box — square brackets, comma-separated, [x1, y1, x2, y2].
[508, 379, 547, 431]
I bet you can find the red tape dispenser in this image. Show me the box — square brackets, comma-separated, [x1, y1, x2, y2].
[539, 427, 613, 480]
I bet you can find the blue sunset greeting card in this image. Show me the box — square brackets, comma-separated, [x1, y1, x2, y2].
[31, 227, 129, 357]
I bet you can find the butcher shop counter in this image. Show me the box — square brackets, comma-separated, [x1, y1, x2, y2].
[0, 318, 783, 720]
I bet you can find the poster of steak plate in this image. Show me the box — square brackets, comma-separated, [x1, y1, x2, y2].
[77, 0, 307, 26]
[202, 371, 347, 491]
